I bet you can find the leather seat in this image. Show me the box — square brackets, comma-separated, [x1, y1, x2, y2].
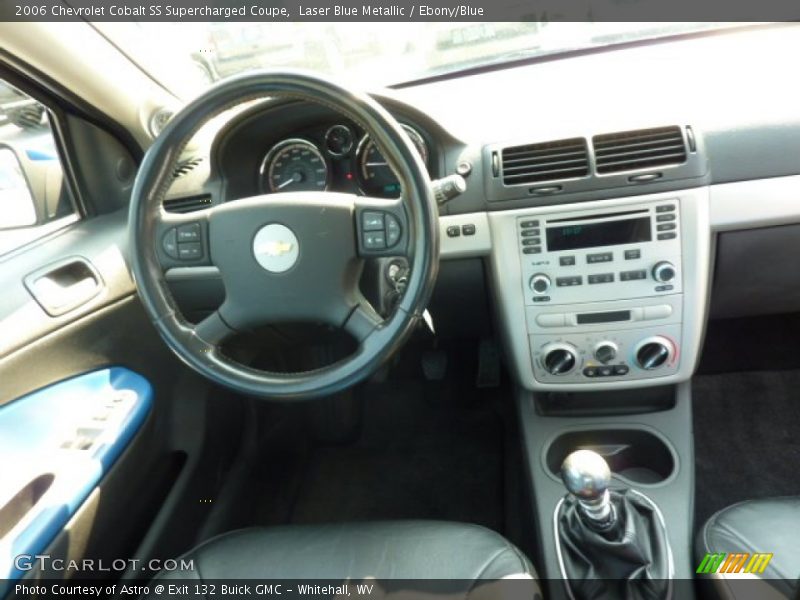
[696, 497, 800, 599]
[148, 521, 537, 593]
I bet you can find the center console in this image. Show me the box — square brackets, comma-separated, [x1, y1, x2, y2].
[488, 187, 711, 391]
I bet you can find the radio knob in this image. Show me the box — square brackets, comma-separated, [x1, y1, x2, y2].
[542, 343, 578, 375]
[593, 342, 618, 364]
[635, 336, 675, 370]
[652, 261, 676, 283]
[529, 273, 551, 295]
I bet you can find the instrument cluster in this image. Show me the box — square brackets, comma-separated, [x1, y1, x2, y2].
[257, 122, 430, 199]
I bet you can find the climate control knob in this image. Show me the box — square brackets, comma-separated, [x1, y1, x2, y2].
[635, 336, 675, 370]
[652, 261, 677, 283]
[529, 273, 551, 295]
[593, 342, 618, 364]
[541, 343, 578, 375]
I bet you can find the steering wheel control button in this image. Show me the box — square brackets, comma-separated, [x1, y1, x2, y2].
[362, 211, 384, 231]
[446, 225, 461, 237]
[253, 223, 300, 273]
[385, 215, 401, 246]
[177, 222, 201, 242]
[363, 231, 387, 249]
[178, 242, 202, 260]
[461, 223, 476, 236]
[162, 228, 179, 259]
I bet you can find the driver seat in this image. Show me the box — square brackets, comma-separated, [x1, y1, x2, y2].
[145, 521, 537, 590]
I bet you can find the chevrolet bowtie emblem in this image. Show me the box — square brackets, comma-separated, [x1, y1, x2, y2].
[258, 240, 294, 257]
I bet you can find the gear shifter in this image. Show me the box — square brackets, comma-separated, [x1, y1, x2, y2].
[556, 450, 671, 600]
[560, 449, 614, 527]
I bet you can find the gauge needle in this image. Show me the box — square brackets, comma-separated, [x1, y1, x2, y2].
[276, 178, 295, 190]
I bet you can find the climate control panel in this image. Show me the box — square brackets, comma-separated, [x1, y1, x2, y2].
[530, 324, 681, 383]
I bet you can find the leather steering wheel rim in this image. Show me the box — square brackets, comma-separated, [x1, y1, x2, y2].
[129, 71, 439, 400]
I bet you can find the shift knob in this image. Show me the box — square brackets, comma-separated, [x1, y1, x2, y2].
[561, 449, 614, 525]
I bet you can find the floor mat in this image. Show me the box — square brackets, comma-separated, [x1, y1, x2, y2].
[692, 370, 800, 527]
[251, 379, 506, 532]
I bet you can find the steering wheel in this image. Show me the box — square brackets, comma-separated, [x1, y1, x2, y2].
[129, 71, 439, 400]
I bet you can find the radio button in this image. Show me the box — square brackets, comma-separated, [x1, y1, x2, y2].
[624, 249, 641, 260]
[587, 252, 613, 263]
[656, 213, 677, 222]
[559, 256, 576, 266]
[523, 247, 542, 254]
[532, 296, 550, 302]
[556, 276, 583, 287]
[522, 238, 541, 246]
[620, 269, 647, 281]
[520, 220, 540, 228]
[657, 223, 676, 232]
[588, 273, 614, 284]
[536, 313, 566, 327]
[656, 204, 676, 213]
[658, 232, 677, 240]
[521, 229, 541, 237]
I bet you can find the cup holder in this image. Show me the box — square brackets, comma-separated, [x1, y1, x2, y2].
[545, 429, 676, 485]
[0, 473, 54, 539]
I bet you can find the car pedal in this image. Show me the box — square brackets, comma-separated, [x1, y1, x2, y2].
[421, 349, 447, 380]
[476, 339, 501, 388]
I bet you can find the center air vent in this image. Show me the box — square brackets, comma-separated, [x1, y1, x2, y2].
[593, 126, 687, 174]
[501, 138, 589, 185]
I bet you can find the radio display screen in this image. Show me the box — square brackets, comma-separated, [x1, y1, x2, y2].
[546, 217, 651, 251]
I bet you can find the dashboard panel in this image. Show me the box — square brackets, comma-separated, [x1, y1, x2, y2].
[211, 101, 442, 203]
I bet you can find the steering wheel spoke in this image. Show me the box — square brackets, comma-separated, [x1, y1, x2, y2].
[154, 207, 213, 269]
[343, 301, 384, 343]
[193, 309, 235, 346]
[354, 196, 411, 258]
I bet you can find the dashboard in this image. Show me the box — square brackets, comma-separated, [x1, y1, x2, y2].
[164, 24, 800, 394]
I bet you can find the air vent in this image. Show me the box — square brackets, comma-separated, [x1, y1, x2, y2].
[593, 126, 687, 174]
[501, 138, 589, 185]
[163, 194, 211, 214]
[172, 157, 203, 179]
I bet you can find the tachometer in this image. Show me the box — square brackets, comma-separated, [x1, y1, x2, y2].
[260, 138, 329, 193]
[356, 125, 428, 198]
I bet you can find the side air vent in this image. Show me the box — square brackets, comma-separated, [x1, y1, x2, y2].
[172, 157, 203, 179]
[501, 138, 589, 185]
[593, 126, 687, 174]
[163, 194, 211, 214]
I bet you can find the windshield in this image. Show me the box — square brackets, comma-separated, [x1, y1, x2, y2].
[97, 22, 739, 97]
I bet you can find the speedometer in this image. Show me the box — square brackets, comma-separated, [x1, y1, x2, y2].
[260, 138, 329, 193]
[356, 125, 428, 198]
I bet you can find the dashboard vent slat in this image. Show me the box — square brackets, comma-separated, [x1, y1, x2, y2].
[163, 194, 211, 214]
[593, 126, 687, 174]
[172, 157, 203, 179]
[501, 138, 589, 185]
